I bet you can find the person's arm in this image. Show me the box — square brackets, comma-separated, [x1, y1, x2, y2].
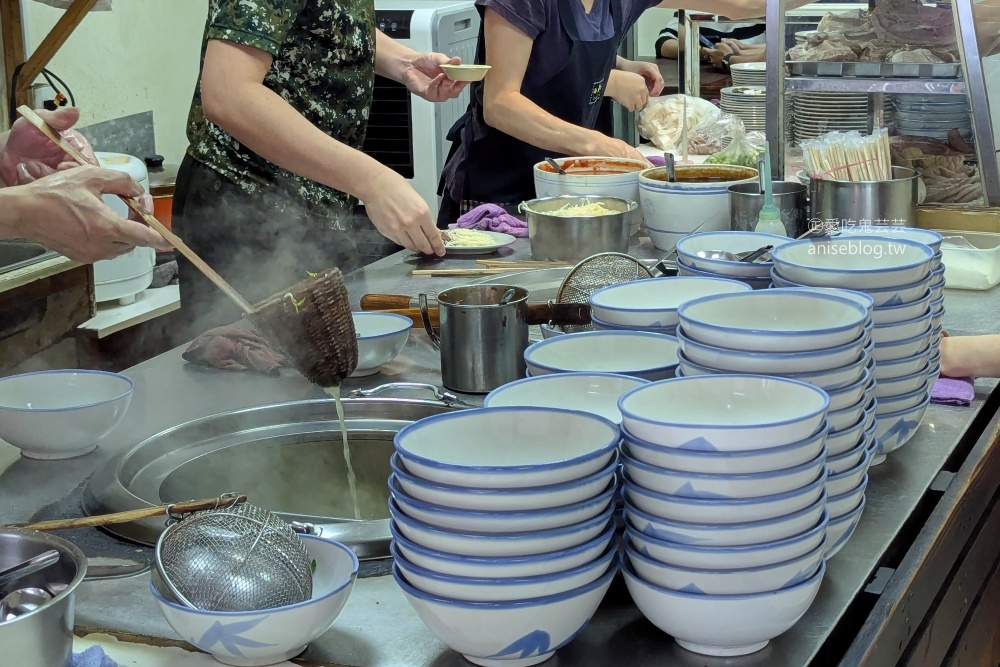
[654, 0, 812, 21]
[200, 39, 444, 255]
[940, 335, 1000, 378]
[658, 24, 685, 60]
[481, 9, 647, 161]
[373, 31, 468, 103]
[615, 56, 665, 96]
[0, 166, 169, 262]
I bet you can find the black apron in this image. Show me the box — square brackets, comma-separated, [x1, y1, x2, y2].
[440, 0, 625, 214]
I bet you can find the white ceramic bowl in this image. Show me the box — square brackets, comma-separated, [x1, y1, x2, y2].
[677, 289, 868, 353]
[392, 539, 616, 602]
[930, 277, 945, 303]
[872, 331, 931, 363]
[771, 237, 934, 289]
[395, 559, 617, 667]
[677, 327, 867, 374]
[589, 277, 750, 328]
[826, 447, 871, 497]
[351, 312, 411, 376]
[621, 448, 827, 500]
[389, 500, 615, 558]
[839, 225, 942, 254]
[390, 476, 615, 534]
[676, 260, 773, 290]
[625, 511, 829, 571]
[931, 308, 945, 331]
[618, 375, 829, 452]
[827, 396, 868, 433]
[827, 474, 868, 518]
[826, 369, 872, 412]
[825, 414, 868, 457]
[625, 535, 825, 596]
[825, 496, 866, 559]
[874, 366, 931, 401]
[676, 346, 868, 391]
[624, 494, 827, 547]
[872, 348, 932, 382]
[540, 324, 564, 339]
[590, 313, 676, 336]
[484, 372, 648, 425]
[533, 156, 648, 234]
[394, 407, 618, 489]
[876, 382, 930, 414]
[639, 165, 758, 251]
[622, 422, 828, 475]
[0, 370, 134, 459]
[771, 270, 932, 308]
[674, 231, 791, 278]
[524, 331, 680, 381]
[826, 433, 870, 475]
[770, 286, 875, 316]
[871, 291, 932, 326]
[623, 469, 826, 524]
[875, 396, 930, 456]
[390, 453, 617, 512]
[390, 520, 616, 579]
[151, 535, 358, 667]
[872, 312, 932, 345]
[623, 555, 825, 657]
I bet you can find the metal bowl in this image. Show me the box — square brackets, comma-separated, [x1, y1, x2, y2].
[0, 529, 88, 667]
[519, 195, 636, 262]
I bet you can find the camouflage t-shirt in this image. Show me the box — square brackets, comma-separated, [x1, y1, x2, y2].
[185, 0, 375, 223]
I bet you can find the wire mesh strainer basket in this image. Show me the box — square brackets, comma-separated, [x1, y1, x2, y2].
[155, 502, 313, 612]
[557, 252, 653, 333]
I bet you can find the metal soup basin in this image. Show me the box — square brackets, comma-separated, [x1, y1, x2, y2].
[520, 195, 636, 262]
[0, 529, 88, 667]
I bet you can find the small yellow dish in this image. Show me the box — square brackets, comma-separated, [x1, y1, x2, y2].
[440, 64, 492, 82]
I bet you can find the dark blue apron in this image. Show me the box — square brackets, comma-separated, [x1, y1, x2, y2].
[440, 0, 625, 212]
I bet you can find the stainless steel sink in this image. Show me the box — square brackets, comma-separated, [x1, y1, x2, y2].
[83, 397, 464, 559]
[0, 241, 58, 274]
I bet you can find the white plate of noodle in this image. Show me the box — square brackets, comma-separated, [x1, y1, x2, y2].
[440, 229, 517, 255]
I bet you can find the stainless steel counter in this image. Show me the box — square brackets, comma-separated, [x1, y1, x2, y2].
[1, 238, 999, 667]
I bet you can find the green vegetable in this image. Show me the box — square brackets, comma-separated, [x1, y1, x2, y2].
[311, 559, 317, 573]
[705, 151, 758, 168]
[284, 293, 306, 315]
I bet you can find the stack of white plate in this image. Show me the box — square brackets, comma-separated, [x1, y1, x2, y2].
[674, 231, 795, 290]
[673, 289, 875, 558]
[792, 93, 894, 145]
[524, 330, 681, 380]
[586, 275, 751, 335]
[893, 94, 973, 144]
[770, 233, 943, 464]
[618, 375, 830, 657]
[721, 86, 767, 132]
[730, 63, 766, 88]
[389, 406, 620, 666]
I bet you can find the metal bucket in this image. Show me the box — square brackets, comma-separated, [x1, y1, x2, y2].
[810, 166, 920, 228]
[0, 529, 88, 667]
[728, 181, 809, 237]
[420, 285, 529, 394]
[519, 195, 634, 262]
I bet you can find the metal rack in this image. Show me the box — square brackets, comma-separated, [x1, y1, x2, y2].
[764, 0, 1000, 206]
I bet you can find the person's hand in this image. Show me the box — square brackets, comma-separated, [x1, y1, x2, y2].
[402, 53, 469, 103]
[8, 166, 169, 263]
[362, 170, 445, 256]
[584, 132, 651, 164]
[0, 107, 96, 187]
[704, 42, 734, 70]
[607, 71, 650, 112]
[617, 59, 665, 97]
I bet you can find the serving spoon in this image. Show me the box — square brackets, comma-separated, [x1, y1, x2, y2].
[0, 587, 52, 621]
[545, 157, 568, 175]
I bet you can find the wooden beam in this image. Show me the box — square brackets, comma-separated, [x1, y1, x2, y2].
[0, 0, 26, 120]
[14, 0, 98, 101]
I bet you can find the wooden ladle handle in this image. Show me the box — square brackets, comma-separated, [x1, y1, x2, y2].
[12, 494, 248, 532]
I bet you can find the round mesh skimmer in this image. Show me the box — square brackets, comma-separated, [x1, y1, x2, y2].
[155, 502, 313, 612]
[557, 252, 653, 333]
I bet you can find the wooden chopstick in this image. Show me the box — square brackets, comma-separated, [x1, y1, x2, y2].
[16, 106, 255, 315]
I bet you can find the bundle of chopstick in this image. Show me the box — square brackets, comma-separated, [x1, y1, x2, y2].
[802, 127, 892, 182]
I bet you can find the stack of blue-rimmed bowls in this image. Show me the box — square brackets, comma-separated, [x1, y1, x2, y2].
[617, 375, 830, 657]
[389, 406, 622, 666]
[673, 231, 795, 290]
[673, 289, 875, 557]
[770, 232, 942, 464]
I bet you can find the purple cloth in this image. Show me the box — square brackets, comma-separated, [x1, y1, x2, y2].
[931, 376, 975, 406]
[73, 647, 120, 667]
[647, 155, 665, 167]
[450, 204, 529, 238]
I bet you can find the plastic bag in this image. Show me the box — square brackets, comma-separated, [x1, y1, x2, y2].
[686, 112, 744, 155]
[704, 119, 762, 168]
[637, 95, 720, 152]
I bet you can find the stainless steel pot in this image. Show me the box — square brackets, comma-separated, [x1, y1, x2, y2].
[728, 181, 809, 237]
[519, 195, 635, 262]
[809, 166, 920, 228]
[0, 529, 87, 667]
